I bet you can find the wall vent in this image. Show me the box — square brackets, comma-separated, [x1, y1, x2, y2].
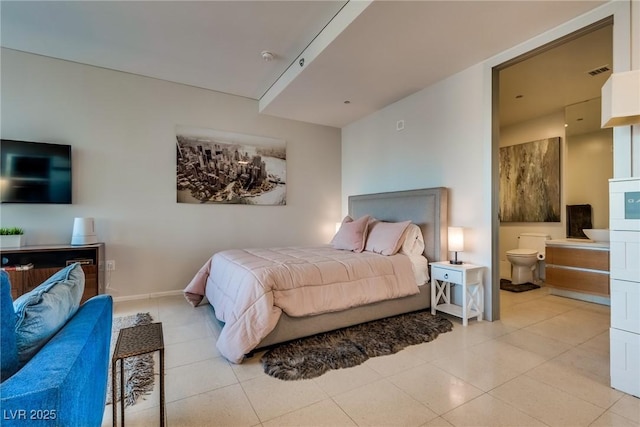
[587, 65, 611, 76]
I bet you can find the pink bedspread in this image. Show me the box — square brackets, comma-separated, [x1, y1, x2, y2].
[183, 246, 419, 363]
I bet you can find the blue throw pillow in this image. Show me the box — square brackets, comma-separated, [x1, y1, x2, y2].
[1, 271, 19, 381]
[13, 263, 85, 366]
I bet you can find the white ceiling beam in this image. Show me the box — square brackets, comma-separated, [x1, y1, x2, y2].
[259, 0, 372, 114]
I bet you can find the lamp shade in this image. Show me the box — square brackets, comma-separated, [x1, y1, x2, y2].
[448, 227, 464, 252]
[71, 217, 98, 245]
[601, 70, 640, 128]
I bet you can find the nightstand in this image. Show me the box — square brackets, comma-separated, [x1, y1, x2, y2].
[430, 261, 484, 326]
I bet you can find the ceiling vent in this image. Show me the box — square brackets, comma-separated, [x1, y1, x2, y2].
[587, 65, 611, 77]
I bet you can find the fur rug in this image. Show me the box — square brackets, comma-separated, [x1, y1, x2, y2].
[105, 312, 155, 407]
[500, 279, 540, 293]
[261, 310, 453, 380]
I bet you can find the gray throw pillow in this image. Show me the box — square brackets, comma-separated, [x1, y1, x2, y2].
[13, 263, 85, 366]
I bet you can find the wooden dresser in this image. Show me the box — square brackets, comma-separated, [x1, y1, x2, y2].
[545, 242, 610, 297]
[1, 243, 105, 303]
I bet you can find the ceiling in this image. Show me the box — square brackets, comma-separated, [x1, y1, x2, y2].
[499, 23, 613, 133]
[1, 0, 608, 128]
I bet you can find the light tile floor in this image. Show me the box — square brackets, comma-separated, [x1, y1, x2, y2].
[102, 287, 639, 426]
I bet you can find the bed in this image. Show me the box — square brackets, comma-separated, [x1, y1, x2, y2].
[184, 187, 448, 363]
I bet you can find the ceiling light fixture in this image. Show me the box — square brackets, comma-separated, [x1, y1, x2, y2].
[261, 51, 275, 62]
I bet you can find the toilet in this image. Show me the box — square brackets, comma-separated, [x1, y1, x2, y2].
[506, 233, 550, 285]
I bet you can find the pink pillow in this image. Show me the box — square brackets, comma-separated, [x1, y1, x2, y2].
[331, 215, 370, 252]
[365, 220, 412, 255]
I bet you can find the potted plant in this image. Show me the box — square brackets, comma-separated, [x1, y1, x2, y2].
[0, 227, 25, 248]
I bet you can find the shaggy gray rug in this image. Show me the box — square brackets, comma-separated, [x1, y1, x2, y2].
[105, 312, 155, 407]
[261, 310, 453, 380]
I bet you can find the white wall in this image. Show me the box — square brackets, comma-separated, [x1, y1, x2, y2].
[343, 0, 633, 320]
[565, 128, 613, 228]
[498, 111, 567, 279]
[343, 62, 492, 310]
[0, 48, 342, 299]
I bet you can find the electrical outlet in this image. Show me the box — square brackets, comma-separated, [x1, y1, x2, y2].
[106, 260, 115, 271]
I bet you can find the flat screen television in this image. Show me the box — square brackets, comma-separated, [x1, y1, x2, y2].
[1, 139, 72, 204]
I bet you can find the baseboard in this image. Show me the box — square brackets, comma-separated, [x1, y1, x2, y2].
[110, 289, 184, 303]
[548, 287, 610, 306]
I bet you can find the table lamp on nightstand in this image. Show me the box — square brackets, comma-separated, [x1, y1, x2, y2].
[448, 226, 464, 265]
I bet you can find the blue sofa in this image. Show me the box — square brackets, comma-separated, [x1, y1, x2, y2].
[1, 270, 113, 426]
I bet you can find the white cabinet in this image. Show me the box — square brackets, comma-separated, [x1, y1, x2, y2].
[611, 279, 640, 332]
[610, 328, 640, 396]
[430, 261, 484, 326]
[609, 177, 640, 397]
[610, 230, 640, 282]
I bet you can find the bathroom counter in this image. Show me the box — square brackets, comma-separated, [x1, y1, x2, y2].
[544, 242, 610, 303]
[546, 239, 610, 250]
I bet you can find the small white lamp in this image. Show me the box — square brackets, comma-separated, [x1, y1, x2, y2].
[71, 217, 98, 245]
[601, 70, 640, 128]
[448, 226, 464, 265]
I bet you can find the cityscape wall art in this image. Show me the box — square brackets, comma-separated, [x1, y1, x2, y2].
[499, 137, 561, 222]
[176, 126, 286, 205]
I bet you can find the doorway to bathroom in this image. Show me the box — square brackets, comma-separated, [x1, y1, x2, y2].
[494, 18, 614, 309]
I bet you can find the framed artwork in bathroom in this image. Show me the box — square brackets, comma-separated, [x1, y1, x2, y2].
[499, 137, 561, 222]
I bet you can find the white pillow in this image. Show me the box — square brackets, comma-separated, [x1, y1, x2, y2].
[408, 254, 430, 285]
[331, 215, 370, 252]
[399, 224, 426, 256]
[364, 220, 411, 255]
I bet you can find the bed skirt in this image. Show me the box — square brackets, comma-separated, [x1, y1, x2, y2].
[249, 284, 431, 354]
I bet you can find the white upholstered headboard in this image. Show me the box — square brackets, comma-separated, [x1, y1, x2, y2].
[348, 187, 448, 263]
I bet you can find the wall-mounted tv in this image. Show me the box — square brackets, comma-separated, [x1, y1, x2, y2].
[1, 139, 72, 204]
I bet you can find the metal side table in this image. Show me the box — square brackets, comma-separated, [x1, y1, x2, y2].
[112, 322, 165, 427]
